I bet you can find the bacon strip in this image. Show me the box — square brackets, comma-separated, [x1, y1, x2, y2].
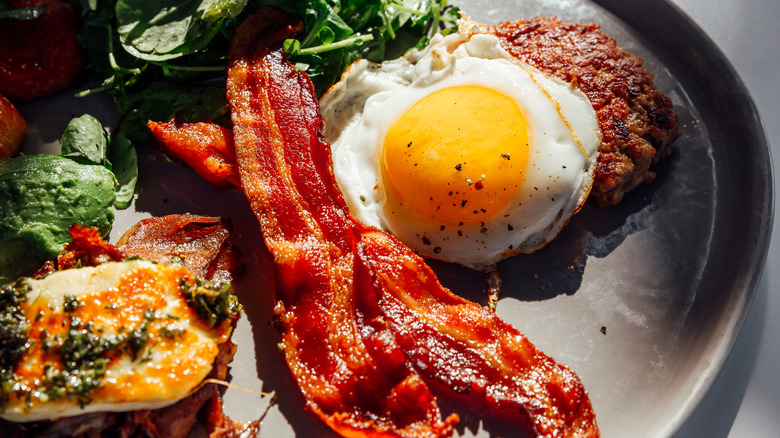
[227, 7, 456, 437]
[116, 214, 242, 283]
[148, 119, 241, 189]
[361, 229, 598, 437]
[227, 7, 598, 437]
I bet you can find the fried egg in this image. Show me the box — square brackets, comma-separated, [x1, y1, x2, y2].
[320, 27, 600, 269]
[0, 260, 237, 422]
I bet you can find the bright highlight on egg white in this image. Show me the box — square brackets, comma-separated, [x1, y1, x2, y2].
[321, 24, 601, 270]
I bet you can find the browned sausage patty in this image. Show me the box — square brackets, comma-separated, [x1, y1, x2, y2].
[484, 17, 681, 207]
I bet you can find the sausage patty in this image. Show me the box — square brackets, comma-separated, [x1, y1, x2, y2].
[485, 17, 681, 206]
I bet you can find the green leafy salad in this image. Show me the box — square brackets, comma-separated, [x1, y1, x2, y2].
[78, 0, 460, 144]
[0, 0, 459, 282]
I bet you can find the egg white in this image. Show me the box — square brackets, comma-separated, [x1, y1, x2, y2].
[321, 30, 600, 269]
[0, 260, 228, 423]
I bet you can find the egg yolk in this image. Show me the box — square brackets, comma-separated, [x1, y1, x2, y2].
[381, 85, 529, 226]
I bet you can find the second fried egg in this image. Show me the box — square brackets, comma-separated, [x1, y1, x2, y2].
[320, 28, 601, 270]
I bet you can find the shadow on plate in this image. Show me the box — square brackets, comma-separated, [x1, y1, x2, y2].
[236, 243, 342, 437]
[432, 154, 675, 304]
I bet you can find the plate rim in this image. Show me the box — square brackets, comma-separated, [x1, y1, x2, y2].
[9, 0, 775, 435]
[592, 0, 775, 435]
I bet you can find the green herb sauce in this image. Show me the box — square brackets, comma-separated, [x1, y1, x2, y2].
[180, 278, 241, 328]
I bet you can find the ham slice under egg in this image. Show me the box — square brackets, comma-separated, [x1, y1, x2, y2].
[1, 259, 230, 423]
[0, 219, 250, 437]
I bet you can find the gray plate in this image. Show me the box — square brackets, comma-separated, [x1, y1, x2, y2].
[15, 0, 772, 436]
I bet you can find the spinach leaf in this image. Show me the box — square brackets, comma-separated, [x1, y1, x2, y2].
[108, 133, 138, 209]
[60, 114, 112, 168]
[78, 0, 240, 150]
[115, 0, 248, 61]
[60, 114, 139, 209]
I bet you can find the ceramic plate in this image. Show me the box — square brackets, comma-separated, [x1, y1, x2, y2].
[16, 0, 772, 436]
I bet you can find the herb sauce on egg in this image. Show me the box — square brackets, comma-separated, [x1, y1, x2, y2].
[0, 260, 239, 422]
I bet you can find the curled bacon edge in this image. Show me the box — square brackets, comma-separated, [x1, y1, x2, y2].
[224, 6, 598, 438]
[147, 119, 241, 189]
[151, 6, 598, 437]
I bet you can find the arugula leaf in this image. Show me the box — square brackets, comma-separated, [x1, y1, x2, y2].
[268, 0, 460, 95]
[115, 0, 248, 61]
[78, 2, 147, 98]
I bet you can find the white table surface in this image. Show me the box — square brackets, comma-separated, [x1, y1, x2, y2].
[669, 0, 780, 437]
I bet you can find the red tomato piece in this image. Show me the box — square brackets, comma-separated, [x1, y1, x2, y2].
[0, 0, 84, 101]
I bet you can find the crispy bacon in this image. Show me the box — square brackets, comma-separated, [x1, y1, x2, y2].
[361, 229, 598, 436]
[148, 119, 241, 189]
[116, 214, 242, 283]
[228, 7, 456, 437]
[34, 216, 241, 283]
[56, 223, 125, 270]
[228, 6, 597, 438]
